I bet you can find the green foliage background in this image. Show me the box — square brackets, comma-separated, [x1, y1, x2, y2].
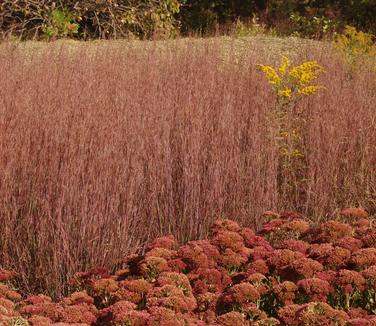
[0, 0, 375, 39]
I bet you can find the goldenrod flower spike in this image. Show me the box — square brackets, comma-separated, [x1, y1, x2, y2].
[258, 64, 282, 86]
[298, 86, 325, 96]
[278, 88, 292, 98]
[258, 55, 325, 102]
[289, 61, 324, 87]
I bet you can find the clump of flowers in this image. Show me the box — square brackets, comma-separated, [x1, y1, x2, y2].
[89, 278, 119, 306]
[196, 292, 219, 323]
[333, 269, 366, 310]
[297, 278, 332, 302]
[61, 290, 94, 306]
[308, 243, 351, 268]
[19, 302, 65, 322]
[188, 267, 231, 295]
[335, 26, 376, 76]
[220, 248, 250, 271]
[259, 56, 325, 102]
[0, 297, 19, 320]
[156, 272, 193, 297]
[0, 270, 17, 282]
[267, 249, 305, 274]
[178, 240, 220, 270]
[278, 304, 305, 325]
[335, 236, 363, 252]
[351, 248, 376, 269]
[315, 270, 338, 284]
[115, 278, 151, 304]
[145, 247, 177, 260]
[6, 214, 376, 325]
[146, 284, 197, 313]
[0, 283, 21, 302]
[246, 259, 270, 275]
[336, 269, 366, 293]
[147, 235, 178, 251]
[59, 303, 97, 324]
[296, 302, 349, 325]
[272, 281, 298, 305]
[216, 311, 249, 326]
[340, 207, 369, 221]
[138, 256, 171, 279]
[314, 220, 353, 242]
[147, 306, 186, 326]
[283, 257, 323, 280]
[68, 267, 111, 290]
[97, 300, 149, 326]
[211, 218, 242, 234]
[279, 239, 309, 254]
[220, 282, 260, 311]
[212, 230, 245, 252]
[249, 245, 274, 261]
[281, 219, 310, 235]
[359, 229, 376, 248]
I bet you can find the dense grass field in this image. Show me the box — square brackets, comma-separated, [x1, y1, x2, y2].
[0, 35, 375, 310]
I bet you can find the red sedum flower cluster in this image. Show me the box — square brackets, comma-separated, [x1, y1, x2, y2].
[1, 207, 376, 325]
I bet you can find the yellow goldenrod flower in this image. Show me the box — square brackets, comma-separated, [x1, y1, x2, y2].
[259, 56, 325, 105]
[289, 61, 324, 87]
[280, 147, 289, 157]
[292, 149, 304, 158]
[258, 64, 282, 86]
[291, 129, 299, 140]
[298, 85, 325, 96]
[278, 88, 292, 98]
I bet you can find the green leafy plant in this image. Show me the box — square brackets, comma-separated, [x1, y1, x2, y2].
[289, 13, 337, 39]
[43, 8, 79, 39]
[0, 0, 181, 40]
[232, 17, 267, 38]
[10, 318, 28, 326]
